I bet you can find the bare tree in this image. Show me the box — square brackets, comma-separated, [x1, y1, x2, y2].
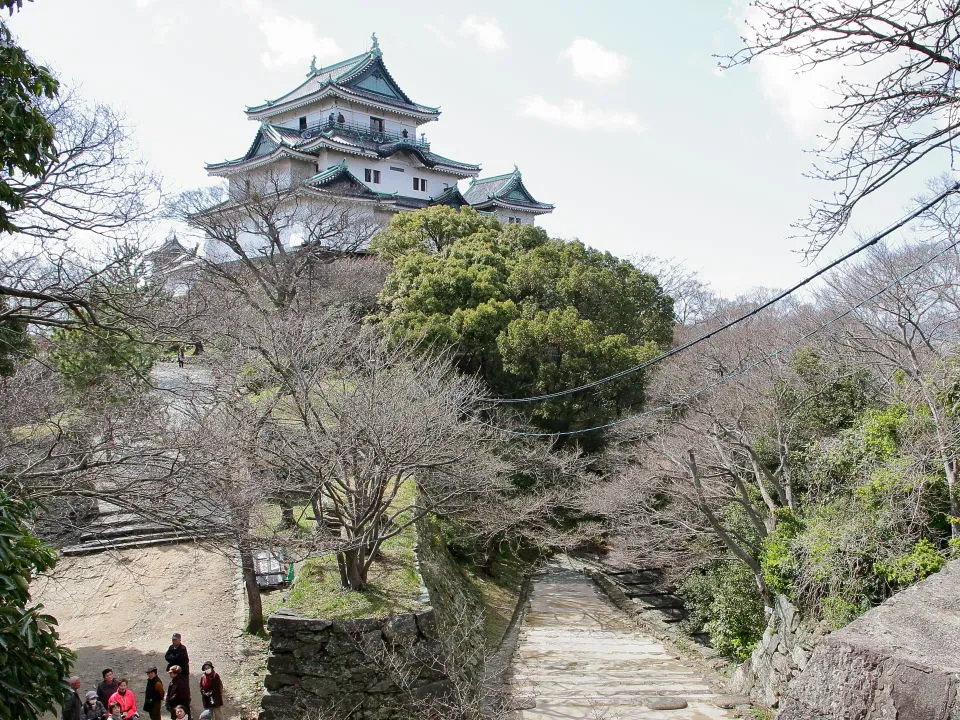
[1, 88, 162, 335]
[232, 311, 506, 590]
[170, 174, 381, 314]
[587, 304, 849, 603]
[725, 0, 960, 252]
[821, 240, 960, 535]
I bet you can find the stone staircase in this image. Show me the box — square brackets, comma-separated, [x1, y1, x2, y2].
[508, 560, 749, 719]
[61, 503, 226, 556]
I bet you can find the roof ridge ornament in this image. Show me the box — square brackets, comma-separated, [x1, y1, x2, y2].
[371, 32, 381, 57]
[308, 55, 318, 76]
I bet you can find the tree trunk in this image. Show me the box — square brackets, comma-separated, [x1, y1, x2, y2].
[336, 552, 350, 588]
[279, 500, 295, 529]
[239, 543, 265, 634]
[342, 547, 367, 590]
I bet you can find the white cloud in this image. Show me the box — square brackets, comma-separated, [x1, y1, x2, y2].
[258, 15, 340, 69]
[729, 0, 843, 138]
[563, 37, 628, 84]
[459, 15, 507, 52]
[520, 96, 645, 135]
[234, 0, 341, 70]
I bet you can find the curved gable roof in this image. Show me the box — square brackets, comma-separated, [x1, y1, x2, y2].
[463, 167, 554, 212]
[246, 40, 439, 120]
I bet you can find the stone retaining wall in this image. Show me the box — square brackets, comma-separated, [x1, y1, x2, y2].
[260, 609, 450, 719]
[731, 594, 823, 709]
[778, 560, 960, 719]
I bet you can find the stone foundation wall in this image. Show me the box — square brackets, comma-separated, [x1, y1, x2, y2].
[731, 594, 824, 709]
[260, 610, 450, 719]
[778, 560, 960, 719]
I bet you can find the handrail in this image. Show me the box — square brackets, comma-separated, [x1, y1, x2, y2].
[300, 118, 430, 149]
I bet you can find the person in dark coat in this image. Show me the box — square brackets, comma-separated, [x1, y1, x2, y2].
[81, 691, 107, 720]
[143, 667, 165, 720]
[97, 669, 119, 709]
[165, 633, 189, 675]
[62, 677, 83, 720]
[198, 662, 224, 720]
[165, 665, 191, 720]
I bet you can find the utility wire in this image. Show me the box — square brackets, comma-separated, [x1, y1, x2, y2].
[480, 184, 960, 405]
[480, 235, 960, 437]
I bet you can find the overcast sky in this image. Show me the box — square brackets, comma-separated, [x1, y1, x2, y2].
[8, 0, 937, 296]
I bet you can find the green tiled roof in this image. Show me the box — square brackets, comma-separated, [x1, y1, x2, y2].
[463, 167, 554, 211]
[246, 38, 439, 117]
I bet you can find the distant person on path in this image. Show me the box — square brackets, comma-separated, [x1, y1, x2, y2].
[165, 633, 190, 674]
[97, 669, 119, 708]
[107, 678, 138, 719]
[177, 346, 185, 368]
[198, 662, 224, 720]
[62, 676, 83, 720]
[82, 691, 107, 720]
[143, 667, 165, 720]
[165, 666, 191, 720]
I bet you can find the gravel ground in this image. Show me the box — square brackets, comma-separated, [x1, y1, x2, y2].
[33, 543, 266, 720]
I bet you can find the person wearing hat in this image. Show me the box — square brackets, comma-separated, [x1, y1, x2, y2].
[143, 667, 165, 720]
[165, 633, 190, 675]
[165, 666, 191, 720]
[198, 662, 224, 720]
[81, 690, 107, 720]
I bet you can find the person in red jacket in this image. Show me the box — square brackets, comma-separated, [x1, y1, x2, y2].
[107, 678, 137, 719]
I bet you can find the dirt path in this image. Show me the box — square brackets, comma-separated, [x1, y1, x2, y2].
[33, 543, 258, 719]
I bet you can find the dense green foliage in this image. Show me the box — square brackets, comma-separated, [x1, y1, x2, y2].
[50, 319, 157, 393]
[0, 4, 59, 233]
[680, 561, 765, 661]
[0, 492, 75, 720]
[375, 206, 674, 440]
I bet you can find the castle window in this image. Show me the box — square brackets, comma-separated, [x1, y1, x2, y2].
[365, 168, 381, 184]
[414, 177, 427, 192]
[298, 116, 307, 131]
[370, 116, 384, 133]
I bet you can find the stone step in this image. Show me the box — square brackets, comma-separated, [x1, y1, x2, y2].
[62, 531, 229, 556]
[79, 524, 173, 542]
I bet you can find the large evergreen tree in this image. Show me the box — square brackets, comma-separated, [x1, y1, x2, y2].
[375, 207, 674, 442]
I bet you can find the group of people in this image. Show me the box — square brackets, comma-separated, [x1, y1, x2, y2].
[62, 634, 225, 720]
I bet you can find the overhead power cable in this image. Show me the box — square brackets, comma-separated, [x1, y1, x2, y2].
[480, 234, 960, 437]
[480, 184, 960, 405]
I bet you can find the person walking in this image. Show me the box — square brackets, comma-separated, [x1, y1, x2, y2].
[62, 677, 83, 720]
[81, 691, 107, 720]
[176, 346, 185, 368]
[198, 662, 223, 720]
[143, 667, 165, 720]
[165, 666, 191, 720]
[107, 678, 138, 719]
[165, 633, 190, 675]
[97, 669, 119, 709]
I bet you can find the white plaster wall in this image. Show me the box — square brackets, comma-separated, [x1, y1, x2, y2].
[492, 208, 538, 226]
[340, 153, 457, 199]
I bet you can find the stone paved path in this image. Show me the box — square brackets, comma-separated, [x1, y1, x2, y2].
[509, 560, 737, 719]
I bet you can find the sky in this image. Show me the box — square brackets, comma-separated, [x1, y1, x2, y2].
[6, 0, 940, 296]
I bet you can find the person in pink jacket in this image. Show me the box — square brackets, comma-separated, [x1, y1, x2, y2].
[107, 678, 138, 719]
